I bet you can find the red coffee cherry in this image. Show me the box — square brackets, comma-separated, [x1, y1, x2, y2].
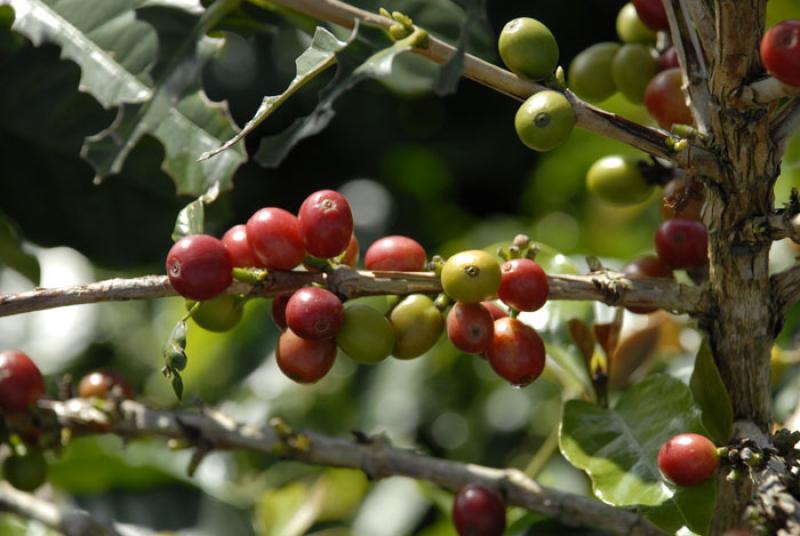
[166, 235, 233, 301]
[645, 68, 693, 129]
[659, 47, 679, 71]
[487, 317, 546, 387]
[497, 258, 549, 312]
[222, 224, 262, 268]
[276, 329, 336, 384]
[339, 234, 360, 267]
[78, 370, 134, 399]
[481, 301, 508, 321]
[760, 20, 800, 87]
[246, 207, 306, 270]
[271, 293, 292, 331]
[0, 350, 45, 411]
[633, 0, 669, 31]
[298, 190, 354, 259]
[658, 433, 719, 486]
[622, 256, 673, 314]
[364, 236, 427, 271]
[655, 218, 708, 269]
[285, 287, 344, 340]
[452, 483, 506, 536]
[447, 302, 494, 354]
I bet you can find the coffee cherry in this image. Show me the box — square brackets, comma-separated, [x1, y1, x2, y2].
[760, 20, 800, 87]
[77, 370, 135, 399]
[657, 433, 719, 486]
[655, 218, 708, 269]
[622, 256, 673, 314]
[271, 293, 292, 331]
[247, 207, 306, 270]
[515, 90, 575, 152]
[276, 329, 336, 383]
[447, 302, 494, 354]
[568, 42, 620, 103]
[187, 295, 244, 332]
[442, 250, 502, 304]
[222, 224, 262, 268]
[389, 294, 444, 359]
[285, 287, 344, 340]
[487, 317, 546, 387]
[661, 176, 704, 221]
[659, 47, 680, 71]
[298, 190, 354, 259]
[498, 17, 559, 81]
[617, 2, 657, 44]
[337, 304, 395, 364]
[586, 155, 654, 206]
[612, 44, 659, 104]
[498, 259, 549, 312]
[452, 483, 506, 536]
[339, 234, 359, 267]
[645, 68, 693, 129]
[481, 301, 508, 320]
[633, 0, 669, 31]
[0, 350, 45, 411]
[3, 447, 47, 491]
[166, 235, 233, 301]
[365, 236, 426, 271]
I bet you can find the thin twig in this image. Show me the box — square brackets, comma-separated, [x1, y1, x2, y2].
[265, 0, 720, 178]
[0, 268, 709, 318]
[33, 398, 666, 536]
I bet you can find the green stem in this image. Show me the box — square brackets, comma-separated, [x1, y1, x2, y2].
[524, 426, 560, 479]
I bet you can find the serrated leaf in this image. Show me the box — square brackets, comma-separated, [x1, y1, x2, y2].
[200, 26, 346, 162]
[254, 23, 420, 167]
[0, 216, 40, 284]
[560, 374, 714, 534]
[690, 340, 733, 444]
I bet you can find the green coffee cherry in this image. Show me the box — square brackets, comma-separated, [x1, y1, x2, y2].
[441, 250, 502, 304]
[498, 17, 559, 80]
[612, 44, 658, 104]
[186, 295, 244, 332]
[3, 447, 47, 491]
[616, 3, 657, 45]
[514, 90, 576, 152]
[586, 155, 653, 205]
[389, 295, 444, 359]
[568, 42, 620, 103]
[337, 304, 395, 364]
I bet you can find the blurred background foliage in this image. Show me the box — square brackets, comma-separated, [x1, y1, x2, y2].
[1, 0, 800, 535]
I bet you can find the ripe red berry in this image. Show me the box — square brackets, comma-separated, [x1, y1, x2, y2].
[622, 256, 673, 314]
[0, 350, 45, 411]
[222, 224, 262, 268]
[339, 234, 360, 267]
[487, 317, 546, 387]
[452, 483, 506, 536]
[659, 47, 679, 71]
[78, 370, 134, 399]
[481, 301, 508, 320]
[298, 190, 354, 259]
[276, 329, 336, 383]
[285, 287, 344, 340]
[632, 0, 669, 31]
[657, 433, 719, 486]
[364, 236, 427, 271]
[272, 293, 292, 331]
[760, 20, 800, 87]
[655, 218, 708, 269]
[497, 258, 549, 312]
[447, 302, 494, 354]
[166, 235, 233, 301]
[247, 207, 306, 270]
[645, 68, 693, 129]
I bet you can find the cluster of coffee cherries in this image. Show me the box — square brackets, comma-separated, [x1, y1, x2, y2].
[166, 191, 550, 387]
[0, 350, 133, 492]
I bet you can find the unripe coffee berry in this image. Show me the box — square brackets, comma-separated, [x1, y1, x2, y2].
[442, 250, 502, 304]
[515, 90, 575, 152]
[166, 234, 233, 301]
[78, 370, 135, 399]
[498, 17, 559, 81]
[3, 447, 47, 492]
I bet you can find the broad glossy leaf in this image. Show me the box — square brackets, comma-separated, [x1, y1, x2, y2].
[560, 374, 714, 534]
[690, 340, 733, 444]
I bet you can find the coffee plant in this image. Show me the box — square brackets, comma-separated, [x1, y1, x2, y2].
[2, 0, 800, 535]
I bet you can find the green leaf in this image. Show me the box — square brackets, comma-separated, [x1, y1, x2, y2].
[560, 374, 714, 534]
[171, 372, 184, 399]
[199, 26, 346, 162]
[690, 340, 733, 444]
[0, 216, 39, 284]
[432, 0, 485, 96]
[254, 24, 421, 167]
[171, 181, 219, 241]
